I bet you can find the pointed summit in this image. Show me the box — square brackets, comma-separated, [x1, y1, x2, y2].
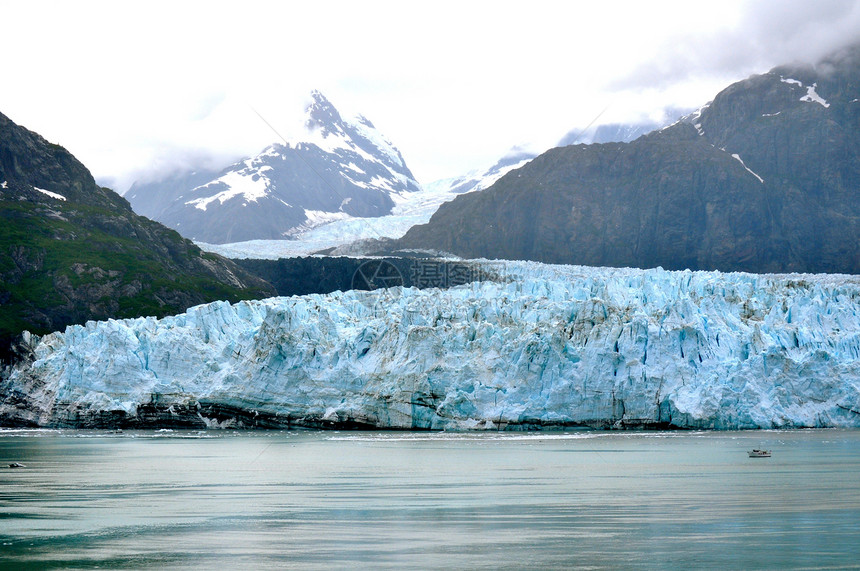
[305, 90, 344, 135]
[127, 92, 421, 244]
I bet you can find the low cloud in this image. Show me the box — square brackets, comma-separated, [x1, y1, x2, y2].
[103, 147, 245, 195]
[612, 0, 860, 91]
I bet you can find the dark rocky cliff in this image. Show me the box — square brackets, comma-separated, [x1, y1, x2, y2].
[398, 44, 860, 274]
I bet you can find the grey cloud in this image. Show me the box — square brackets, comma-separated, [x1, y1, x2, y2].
[115, 148, 245, 195]
[611, 0, 860, 91]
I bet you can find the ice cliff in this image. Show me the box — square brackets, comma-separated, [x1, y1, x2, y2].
[2, 261, 859, 430]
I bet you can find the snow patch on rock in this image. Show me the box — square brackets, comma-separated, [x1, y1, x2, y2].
[34, 187, 67, 201]
[731, 154, 764, 184]
[800, 83, 830, 108]
[185, 165, 273, 211]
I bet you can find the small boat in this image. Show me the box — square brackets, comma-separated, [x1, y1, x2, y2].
[748, 449, 771, 458]
[8, 462, 25, 468]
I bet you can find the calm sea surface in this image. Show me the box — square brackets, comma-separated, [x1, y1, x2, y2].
[1, 429, 858, 570]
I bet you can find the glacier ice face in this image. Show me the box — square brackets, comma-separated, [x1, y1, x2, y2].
[2, 262, 859, 430]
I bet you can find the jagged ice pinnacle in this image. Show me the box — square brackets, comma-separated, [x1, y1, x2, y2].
[2, 262, 859, 430]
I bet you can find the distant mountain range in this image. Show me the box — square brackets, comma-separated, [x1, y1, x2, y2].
[397, 43, 860, 274]
[0, 111, 275, 362]
[128, 91, 681, 255]
[557, 107, 693, 148]
[431, 117, 688, 199]
[127, 91, 421, 244]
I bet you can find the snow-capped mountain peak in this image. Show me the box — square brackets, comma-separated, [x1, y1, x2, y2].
[126, 91, 421, 244]
[304, 89, 342, 131]
[295, 91, 408, 179]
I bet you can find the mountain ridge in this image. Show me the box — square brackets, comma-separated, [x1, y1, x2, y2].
[396, 43, 860, 274]
[127, 91, 421, 244]
[191, 115, 680, 260]
[0, 110, 275, 362]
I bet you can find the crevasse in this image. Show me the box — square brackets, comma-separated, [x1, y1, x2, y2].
[2, 261, 859, 430]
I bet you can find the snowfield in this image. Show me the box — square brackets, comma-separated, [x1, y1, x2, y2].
[2, 261, 859, 430]
[197, 154, 535, 259]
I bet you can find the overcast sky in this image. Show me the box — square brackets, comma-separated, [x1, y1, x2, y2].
[3, 0, 860, 191]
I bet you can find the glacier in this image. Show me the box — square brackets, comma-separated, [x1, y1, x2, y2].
[1, 261, 859, 430]
[197, 153, 536, 259]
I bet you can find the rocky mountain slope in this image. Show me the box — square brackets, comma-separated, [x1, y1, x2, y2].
[127, 91, 421, 244]
[0, 111, 275, 362]
[197, 151, 542, 259]
[398, 44, 860, 274]
[193, 116, 677, 260]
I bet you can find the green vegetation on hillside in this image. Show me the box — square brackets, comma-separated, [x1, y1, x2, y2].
[0, 111, 275, 363]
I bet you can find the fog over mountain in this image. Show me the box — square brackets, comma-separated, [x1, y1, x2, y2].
[398, 43, 860, 275]
[126, 92, 421, 244]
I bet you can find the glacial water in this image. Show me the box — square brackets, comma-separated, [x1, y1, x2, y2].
[1, 429, 858, 570]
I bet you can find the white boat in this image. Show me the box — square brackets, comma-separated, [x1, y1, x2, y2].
[748, 449, 771, 458]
